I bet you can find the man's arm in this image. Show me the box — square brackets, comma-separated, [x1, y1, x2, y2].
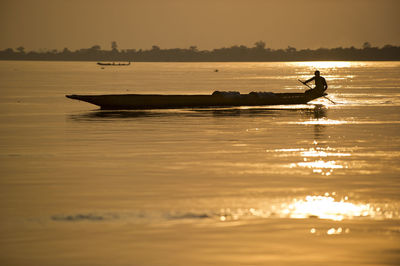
[304, 76, 315, 84]
[323, 77, 328, 90]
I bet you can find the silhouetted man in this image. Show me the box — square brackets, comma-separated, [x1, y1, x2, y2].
[303, 70, 328, 94]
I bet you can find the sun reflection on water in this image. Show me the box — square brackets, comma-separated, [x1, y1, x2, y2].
[289, 61, 353, 69]
[300, 148, 351, 157]
[216, 195, 397, 223]
[295, 118, 348, 125]
[270, 145, 350, 176]
[311, 227, 351, 236]
[292, 160, 347, 175]
[281, 195, 371, 221]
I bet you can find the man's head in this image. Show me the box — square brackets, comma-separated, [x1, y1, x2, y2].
[314, 70, 320, 76]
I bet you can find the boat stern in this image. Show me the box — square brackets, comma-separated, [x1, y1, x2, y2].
[66, 94, 79, 100]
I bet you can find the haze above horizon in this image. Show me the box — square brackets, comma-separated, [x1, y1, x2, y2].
[1, 0, 399, 51]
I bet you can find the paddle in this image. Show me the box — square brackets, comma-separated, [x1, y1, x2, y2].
[298, 79, 337, 104]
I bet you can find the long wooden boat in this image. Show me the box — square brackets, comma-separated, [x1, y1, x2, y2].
[97, 61, 131, 66]
[66, 91, 325, 110]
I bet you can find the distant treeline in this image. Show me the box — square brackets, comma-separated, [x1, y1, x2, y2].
[1, 41, 399, 62]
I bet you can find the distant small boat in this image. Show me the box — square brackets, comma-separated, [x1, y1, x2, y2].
[97, 61, 131, 66]
[66, 91, 326, 110]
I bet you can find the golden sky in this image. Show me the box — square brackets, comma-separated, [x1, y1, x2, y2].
[1, 0, 399, 51]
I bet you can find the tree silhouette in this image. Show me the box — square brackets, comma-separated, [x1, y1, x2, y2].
[363, 42, 372, 49]
[111, 41, 118, 51]
[16, 46, 25, 53]
[91, 45, 101, 51]
[286, 46, 296, 53]
[254, 41, 266, 50]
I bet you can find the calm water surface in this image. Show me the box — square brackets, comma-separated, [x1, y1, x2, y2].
[0, 61, 399, 265]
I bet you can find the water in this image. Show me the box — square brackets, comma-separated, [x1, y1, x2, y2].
[0, 61, 399, 265]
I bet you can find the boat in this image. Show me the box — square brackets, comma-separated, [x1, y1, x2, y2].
[66, 91, 326, 110]
[97, 61, 131, 66]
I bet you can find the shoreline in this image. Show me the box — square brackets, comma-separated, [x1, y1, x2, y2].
[1, 59, 400, 62]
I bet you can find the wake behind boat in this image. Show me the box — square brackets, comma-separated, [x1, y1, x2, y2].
[66, 91, 326, 110]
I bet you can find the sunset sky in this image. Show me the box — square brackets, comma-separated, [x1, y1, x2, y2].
[1, 0, 399, 51]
